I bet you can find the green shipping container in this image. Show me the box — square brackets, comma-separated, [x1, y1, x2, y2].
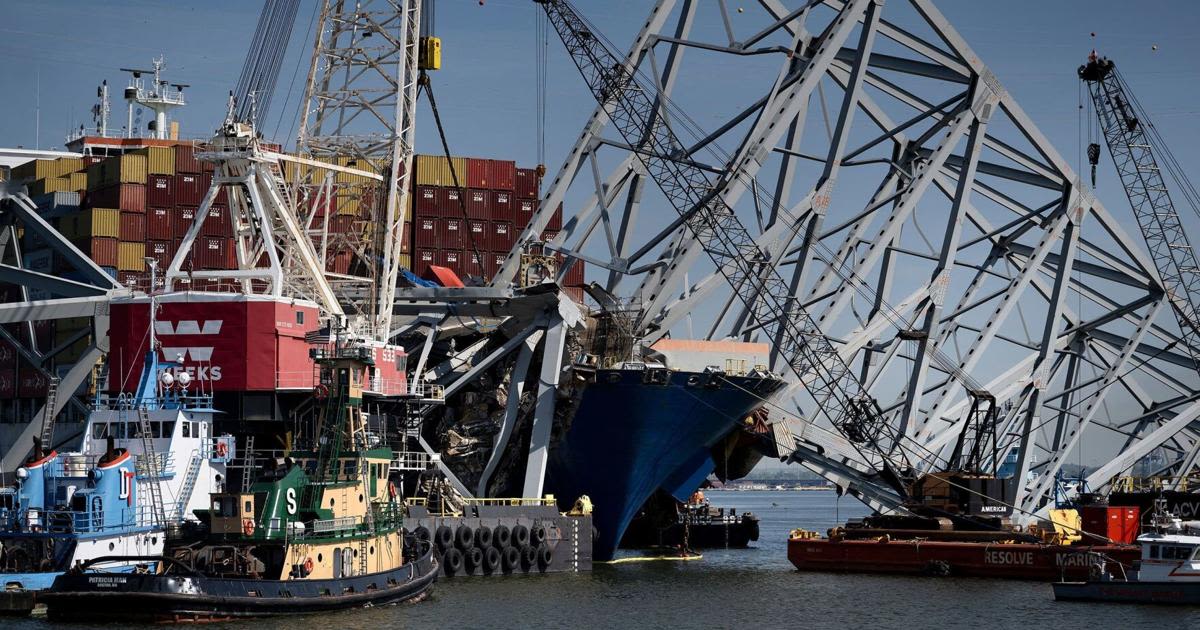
[414, 155, 466, 187]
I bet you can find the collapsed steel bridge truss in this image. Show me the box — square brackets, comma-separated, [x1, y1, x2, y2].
[496, 0, 1200, 517]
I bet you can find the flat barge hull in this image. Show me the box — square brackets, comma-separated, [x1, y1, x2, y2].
[788, 538, 1139, 581]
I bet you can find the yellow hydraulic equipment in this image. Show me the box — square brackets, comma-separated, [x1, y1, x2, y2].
[419, 36, 442, 70]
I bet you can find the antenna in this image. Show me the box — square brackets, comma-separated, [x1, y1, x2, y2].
[120, 56, 186, 140]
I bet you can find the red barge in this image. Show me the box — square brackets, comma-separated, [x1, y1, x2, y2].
[787, 531, 1139, 581]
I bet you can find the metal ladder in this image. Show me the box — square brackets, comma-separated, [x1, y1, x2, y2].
[136, 406, 166, 527]
[38, 377, 61, 448]
[240, 434, 256, 492]
[175, 451, 203, 523]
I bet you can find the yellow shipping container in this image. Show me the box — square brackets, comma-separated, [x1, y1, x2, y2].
[414, 154, 466, 187]
[61, 208, 120, 240]
[146, 146, 175, 175]
[54, 157, 85, 177]
[335, 156, 381, 184]
[68, 172, 88, 191]
[27, 177, 71, 197]
[397, 253, 411, 270]
[12, 159, 59, 181]
[86, 153, 148, 190]
[117, 242, 146, 272]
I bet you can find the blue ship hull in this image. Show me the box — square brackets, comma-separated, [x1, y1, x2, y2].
[546, 369, 782, 560]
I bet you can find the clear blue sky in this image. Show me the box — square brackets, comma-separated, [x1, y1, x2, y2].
[2, 0, 1197, 175]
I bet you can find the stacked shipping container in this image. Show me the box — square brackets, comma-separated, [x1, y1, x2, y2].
[410, 155, 582, 294]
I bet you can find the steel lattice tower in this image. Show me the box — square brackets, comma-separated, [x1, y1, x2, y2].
[297, 0, 420, 339]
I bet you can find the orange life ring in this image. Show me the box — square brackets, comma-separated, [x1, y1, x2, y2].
[314, 383, 329, 399]
[303, 557, 314, 576]
[388, 481, 398, 500]
[242, 518, 256, 536]
[215, 441, 229, 458]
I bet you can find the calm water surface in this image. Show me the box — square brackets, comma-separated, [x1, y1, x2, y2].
[15, 490, 1197, 629]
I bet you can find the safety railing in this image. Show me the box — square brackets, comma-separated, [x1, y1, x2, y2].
[389, 450, 431, 472]
[406, 381, 445, 400]
[0, 504, 159, 534]
[463, 497, 558, 508]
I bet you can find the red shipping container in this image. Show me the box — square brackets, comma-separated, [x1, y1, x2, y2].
[200, 172, 229, 205]
[437, 187, 465, 218]
[147, 207, 173, 240]
[465, 189, 490, 220]
[0, 366, 14, 399]
[492, 191, 514, 223]
[462, 250, 485, 278]
[516, 198, 537, 227]
[75, 236, 119, 267]
[414, 185, 440, 215]
[491, 253, 507, 278]
[489, 160, 516, 191]
[440, 249, 462, 270]
[148, 174, 173, 207]
[414, 216, 438, 249]
[34, 320, 53, 350]
[194, 236, 228, 270]
[542, 229, 560, 243]
[548, 202, 563, 230]
[175, 143, 202, 174]
[491, 221, 514, 252]
[515, 168, 539, 199]
[18, 368, 49, 398]
[414, 248, 438, 273]
[0, 338, 16, 368]
[88, 183, 146, 212]
[119, 211, 146, 242]
[175, 173, 204, 206]
[328, 215, 356, 234]
[466, 158, 490, 189]
[201, 204, 232, 237]
[466, 219, 487, 250]
[564, 261, 585, 287]
[147, 239, 174, 268]
[174, 206, 198, 237]
[327, 250, 352, 274]
[118, 271, 146, 289]
[1080, 506, 1140, 545]
[441, 218, 465, 249]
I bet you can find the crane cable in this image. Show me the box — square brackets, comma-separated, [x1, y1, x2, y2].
[418, 72, 488, 279]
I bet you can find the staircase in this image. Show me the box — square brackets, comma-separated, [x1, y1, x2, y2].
[175, 451, 203, 523]
[38, 377, 61, 448]
[136, 406, 166, 527]
[240, 434, 256, 492]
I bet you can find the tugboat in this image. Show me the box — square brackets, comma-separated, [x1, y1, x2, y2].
[40, 336, 437, 622]
[621, 489, 760, 550]
[0, 283, 232, 615]
[1054, 501, 1200, 604]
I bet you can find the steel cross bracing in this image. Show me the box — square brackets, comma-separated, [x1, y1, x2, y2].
[296, 0, 420, 339]
[0, 186, 124, 470]
[534, 0, 915, 491]
[505, 0, 1200, 516]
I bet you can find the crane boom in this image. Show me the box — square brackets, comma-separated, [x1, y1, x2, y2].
[1081, 55, 1200, 375]
[534, 0, 911, 492]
